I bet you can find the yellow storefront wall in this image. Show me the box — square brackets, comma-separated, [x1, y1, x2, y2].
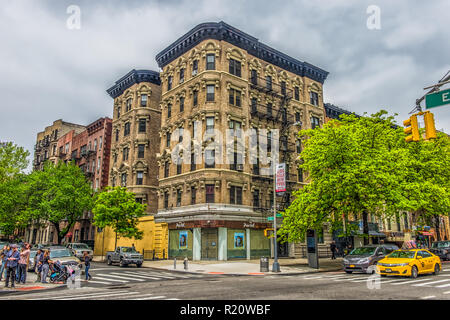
[94, 216, 168, 259]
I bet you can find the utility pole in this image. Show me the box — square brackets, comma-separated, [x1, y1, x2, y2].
[272, 162, 280, 272]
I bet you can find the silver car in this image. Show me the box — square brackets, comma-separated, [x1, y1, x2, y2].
[66, 243, 93, 259]
[343, 244, 399, 274]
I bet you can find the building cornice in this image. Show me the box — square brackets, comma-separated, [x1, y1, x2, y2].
[155, 21, 329, 84]
[107, 69, 161, 99]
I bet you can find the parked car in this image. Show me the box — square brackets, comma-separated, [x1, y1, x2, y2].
[49, 248, 82, 268]
[106, 247, 143, 267]
[32, 244, 46, 250]
[66, 243, 93, 259]
[28, 250, 38, 271]
[377, 249, 441, 278]
[429, 241, 450, 261]
[343, 244, 399, 274]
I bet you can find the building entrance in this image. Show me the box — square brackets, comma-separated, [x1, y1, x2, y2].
[201, 228, 218, 260]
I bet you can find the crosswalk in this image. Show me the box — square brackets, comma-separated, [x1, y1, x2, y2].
[288, 267, 450, 290]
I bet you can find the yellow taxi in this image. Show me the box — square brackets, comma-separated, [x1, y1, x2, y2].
[376, 249, 441, 278]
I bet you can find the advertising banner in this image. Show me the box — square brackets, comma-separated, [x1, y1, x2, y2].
[275, 163, 286, 193]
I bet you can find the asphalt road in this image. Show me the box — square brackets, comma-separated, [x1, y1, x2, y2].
[2, 262, 450, 300]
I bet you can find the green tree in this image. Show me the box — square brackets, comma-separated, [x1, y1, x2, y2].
[26, 161, 94, 244]
[279, 111, 409, 244]
[0, 174, 29, 238]
[0, 141, 29, 183]
[92, 186, 146, 248]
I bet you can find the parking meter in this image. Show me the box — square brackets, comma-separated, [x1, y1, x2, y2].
[307, 229, 319, 269]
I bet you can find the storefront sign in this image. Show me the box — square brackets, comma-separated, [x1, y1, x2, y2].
[243, 222, 255, 228]
[176, 222, 185, 228]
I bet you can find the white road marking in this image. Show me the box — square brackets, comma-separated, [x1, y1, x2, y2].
[302, 276, 323, 280]
[160, 272, 190, 278]
[89, 268, 117, 271]
[59, 291, 141, 300]
[435, 282, 450, 288]
[119, 272, 161, 280]
[412, 279, 450, 287]
[91, 276, 128, 283]
[131, 296, 167, 300]
[390, 278, 431, 285]
[379, 279, 409, 284]
[443, 291, 450, 294]
[134, 271, 175, 279]
[107, 273, 146, 281]
[29, 290, 129, 300]
[333, 276, 369, 281]
[85, 280, 113, 285]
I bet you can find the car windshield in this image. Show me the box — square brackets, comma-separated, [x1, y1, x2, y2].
[121, 247, 137, 253]
[50, 249, 72, 258]
[349, 247, 376, 256]
[73, 244, 89, 249]
[387, 251, 416, 259]
[432, 241, 450, 249]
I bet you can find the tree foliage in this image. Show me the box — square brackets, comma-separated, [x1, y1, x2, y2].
[92, 186, 146, 248]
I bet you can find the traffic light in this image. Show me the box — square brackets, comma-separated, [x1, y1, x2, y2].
[403, 115, 420, 142]
[423, 112, 437, 140]
[264, 228, 274, 237]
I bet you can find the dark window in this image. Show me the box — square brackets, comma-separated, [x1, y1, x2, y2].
[121, 173, 127, 187]
[251, 70, 257, 85]
[251, 98, 257, 113]
[124, 122, 131, 136]
[311, 116, 320, 129]
[266, 76, 272, 90]
[205, 184, 215, 203]
[267, 131, 272, 153]
[167, 104, 172, 118]
[135, 198, 143, 204]
[176, 190, 182, 207]
[71, 150, 77, 160]
[117, 107, 121, 118]
[206, 117, 214, 134]
[310, 92, 319, 106]
[178, 127, 184, 143]
[164, 191, 169, 209]
[167, 76, 173, 91]
[253, 191, 260, 208]
[229, 89, 241, 107]
[230, 186, 243, 205]
[126, 99, 132, 112]
[404, 215, 409, 230]
[138, 119, 146, 133]
[230, 152, 243, 171]
[141, 94, 147, 106]
[191, 187, 196, 205]
[281, 108, 287, 123]
[166, 133, 171, 148]
[177, 162, 182, 175]
[206, 85, 215, 101]
[229, 58, 241, 77]
[136, 171, 143, 185]
[193, 90, 198, 106]
[298, 168, 303, 182]
[295, 112, 301, 123]
[179, 68, 184, 84]
[205, 149, 215, 168]
[281, 81, 286, 95]
[122, 147, 129, 161]
[180, 97, 184, 112]
[164, 161, 169, 178]
[114, 153, 117, 164]
[192, 60, 198, 75]
[296, 140, 302, 153]
[294, 87, 299, 100]
[191, 152, 196, 171]
[138, 144, 145, 158]
[267, 103, 272, 117]
[229, 120, 242, 138]
[206, 54, 215, 70]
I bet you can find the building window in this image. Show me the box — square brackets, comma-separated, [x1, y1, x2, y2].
[114, 153, 117, 164]
[141, 94, 147, 106]
[138, 144, 145, 158]
[115, 129, 119, 142]
[190, 152, 196, 171]
[193, 90, 198, 106]
[205, 149, 215, 168]
[164, 161, 169, 178]
[167, 76, 173, 91]
[192, 60, 198, 76]
[121, 173, 127, 187]
[166, 133, 171, 148]
[281, 81, 286, 96]
[178, 127, 184, 143]
[206, 54, 215, 70]
[206, 117, 214, 134]
[179, 68, 185, 84]
[176, 161, 182, 175]
[112, 177, 116, 187]
[253, 191, 260, 208]
[136, 171, 143, 185]
[267, 103, 272, 117]
[311, 116, 320, 129]
[95, 178, 99, 190]
[126, 98, 132, 112]
[404, 214, 409, 230]
[192, 121, 198, 140]
[124, 122, 131, 136]
[97, 157, 101, 172]
[138, 119, 146, 133]
[230, 186, 243, 205]
[206, 85, 215, 102]
[94, 139, 98, 151]
[135, 197, 143, 204]
[295, 112, 301, 123]
[229, 89, 241, 107]
[164, 191, 169, 209]
[251, 98, 257, 113]
[205, 184, 215, 203]
[71, 150, 78, 160]
[267, 131, 272, 153]
[266, 76, 272, 90]
[310, 92, 319, 106]
[296, 140, 302, 153]
[251, 69, 257, 85]
[191, 187, 196, 205]
[99, 136, 103, 150]
[230, 152, 243, 171]
[294, 87, 300, 101]
[65, 143, 70, 154]
[229, 120, 242, 138]
[229, 58, 241, 77]
[176, 190, 182, 207]
[298, 168, 303, 182]
[180, 97, 184, 113]
[167, 104, 172, 118]
[117, 106, 121, 118]
[123, 147, 129, 161]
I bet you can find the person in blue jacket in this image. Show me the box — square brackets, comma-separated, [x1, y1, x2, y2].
[5, 244, 20, 288]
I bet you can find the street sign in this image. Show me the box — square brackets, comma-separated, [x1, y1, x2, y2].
[267, 213, 283, 221]
[275, 163, 286, 193]
[425, 88, 450, 109]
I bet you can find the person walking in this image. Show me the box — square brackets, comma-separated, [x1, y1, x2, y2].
[83, 251, 92, 281]
[0, 245, 9, 281]
[41, 250, 51, 284]
[330, 241, 337, 260]
[5, 244, 20, 288]
[17, 244, 30, 284]
[34, 249, 43, 283]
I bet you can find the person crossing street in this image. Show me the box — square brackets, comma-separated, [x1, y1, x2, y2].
[83, 251, 92, 281]
[330, 241, 337, 259]
[5, 244, 20, 288]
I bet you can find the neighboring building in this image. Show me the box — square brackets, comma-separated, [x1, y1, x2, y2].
[94, 69, 167, 258]
[154, 21, 328, 260]
[324, 103, 354, 121]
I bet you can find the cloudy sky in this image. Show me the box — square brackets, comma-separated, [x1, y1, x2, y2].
[1, 0, 449, 171]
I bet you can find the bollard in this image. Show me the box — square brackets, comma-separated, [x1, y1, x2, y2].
[174, 257, 176, 269]
[184, 257, 188, 270]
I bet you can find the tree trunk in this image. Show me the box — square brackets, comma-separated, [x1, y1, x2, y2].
[363, 210, 369, 245]
[435, 214, 441, 242]
[115, 231, 118, 249]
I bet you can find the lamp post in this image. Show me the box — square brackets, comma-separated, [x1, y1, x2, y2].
[272, 162, 280, 272]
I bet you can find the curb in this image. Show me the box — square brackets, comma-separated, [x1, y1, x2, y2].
[0, 283, 67, 296]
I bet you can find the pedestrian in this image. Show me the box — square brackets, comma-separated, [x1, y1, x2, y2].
[34, 249, 43, 282]
[17, 244, 30, 284]
[83, 251, 92, 281]
[5, 244, 20, 288]
[41, 250, 51, 284]
[330, 241, 337, 259]
[0, 245, 10, 281]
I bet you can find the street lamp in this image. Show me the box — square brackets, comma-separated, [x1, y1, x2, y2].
[272, 162, 280, 273]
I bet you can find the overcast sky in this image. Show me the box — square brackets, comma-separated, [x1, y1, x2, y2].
[1, 0, 449, 171]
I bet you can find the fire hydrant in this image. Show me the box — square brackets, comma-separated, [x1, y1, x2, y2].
[183, 257, 188, 270]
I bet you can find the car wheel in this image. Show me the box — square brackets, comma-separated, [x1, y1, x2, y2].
[410, 266, 418, 279]
[345, 271, 352, 274]
[119, 259, 125, 267]
[433, 264, 440, 275]
[107, 257, 112, 265]
[136, 263, 142, 268]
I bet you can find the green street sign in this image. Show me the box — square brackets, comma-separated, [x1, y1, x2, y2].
[426, 88, 450, 109]
[267, 214, 283, 221]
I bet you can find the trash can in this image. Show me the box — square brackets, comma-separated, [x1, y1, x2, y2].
[260, 256, 269, 272]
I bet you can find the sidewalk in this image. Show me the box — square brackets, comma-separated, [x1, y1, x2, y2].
[93, 256, 343, 275]
[0, 271, 66, 294]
